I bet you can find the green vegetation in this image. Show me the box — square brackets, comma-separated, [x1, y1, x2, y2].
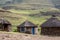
[8, 9, 40, 14]
[0, 9, 45, 31]
[0, 8, 60, 32]
[0, 0, 60, 34]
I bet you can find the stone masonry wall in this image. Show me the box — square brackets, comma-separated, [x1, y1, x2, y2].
[41, 27, 60, 36]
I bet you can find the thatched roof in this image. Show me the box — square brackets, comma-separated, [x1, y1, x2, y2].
[0, 18, 11, 25]
[40, 15, 60, 27]
[17, 20, 37, 27]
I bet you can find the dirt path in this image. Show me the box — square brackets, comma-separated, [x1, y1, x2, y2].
[0, 32, 60, 40]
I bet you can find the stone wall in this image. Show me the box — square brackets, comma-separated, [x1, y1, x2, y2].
[25, 27, 32, 34]
[35, 28, 38, 35]
[41, 27, 60, 36]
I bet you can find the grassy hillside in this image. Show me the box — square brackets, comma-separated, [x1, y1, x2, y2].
[0, 7, 60, 32]
[0, 9, 50, 31]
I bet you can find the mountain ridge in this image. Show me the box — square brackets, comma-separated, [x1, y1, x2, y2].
[0, 0, 60, 9]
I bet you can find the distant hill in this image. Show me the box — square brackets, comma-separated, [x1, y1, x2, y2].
[0, 0, 60, 9]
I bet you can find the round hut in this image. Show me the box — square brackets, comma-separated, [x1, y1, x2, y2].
[40, 15, 60, 35]
[17, 20, 38, 35]
[0, 18, 11, 32]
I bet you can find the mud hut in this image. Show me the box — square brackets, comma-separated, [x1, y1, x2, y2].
[17, 20, 38, 34]
[40, 15, 60, 35]
[0, 18, 11, 32]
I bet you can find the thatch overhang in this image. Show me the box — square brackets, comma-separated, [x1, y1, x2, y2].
[40, 15, 60, 27]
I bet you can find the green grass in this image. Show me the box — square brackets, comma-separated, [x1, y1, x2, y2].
[0, 9, 54, 32]
[8, 9, 40, 14]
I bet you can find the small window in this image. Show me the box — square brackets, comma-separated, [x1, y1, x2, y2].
[20, 27, 25, 32]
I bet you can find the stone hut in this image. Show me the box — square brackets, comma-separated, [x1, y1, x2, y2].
[40, 15, 60, 35]
[0, 18, 11, 32]
[17, 20, 38, 34]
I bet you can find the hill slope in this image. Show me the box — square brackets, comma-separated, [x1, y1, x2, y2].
[0, 0, 60, 9]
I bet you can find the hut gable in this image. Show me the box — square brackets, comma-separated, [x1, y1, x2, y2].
[40, 15, 60, 27]
[18, 20, 37, 27]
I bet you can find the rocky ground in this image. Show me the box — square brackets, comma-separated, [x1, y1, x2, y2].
[0, 32, 60, 40]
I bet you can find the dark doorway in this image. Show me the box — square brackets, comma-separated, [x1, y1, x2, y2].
[3, 24, 8, 31]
